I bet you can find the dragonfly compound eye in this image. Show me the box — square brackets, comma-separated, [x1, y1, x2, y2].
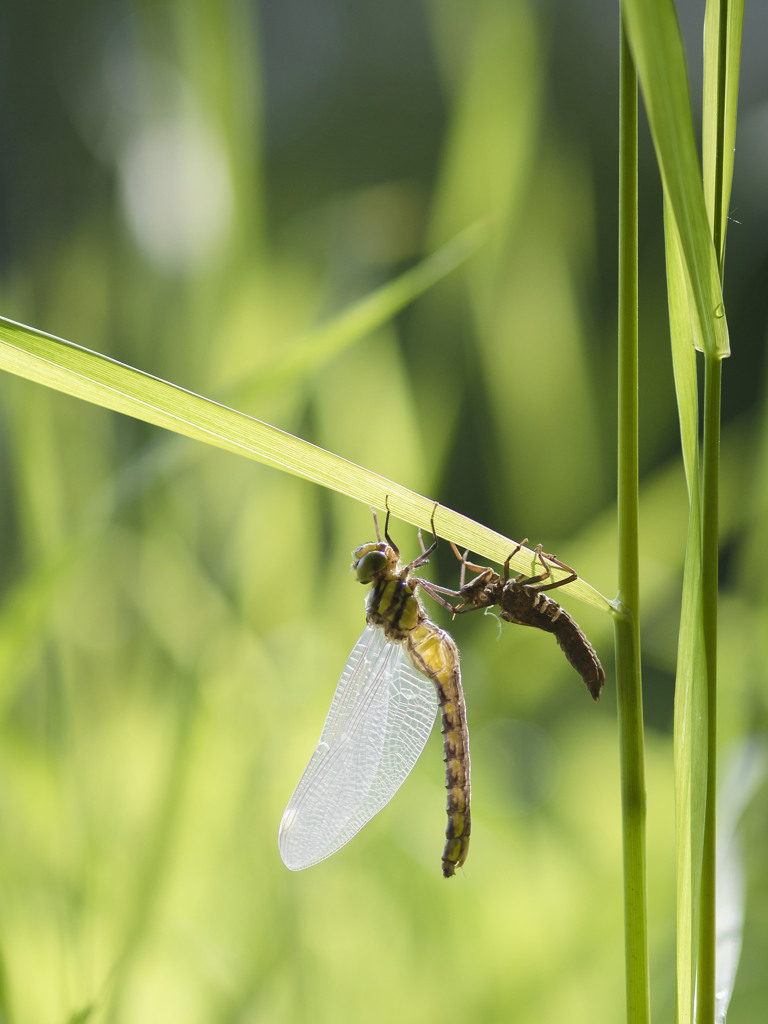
[355, 549, 389, 583]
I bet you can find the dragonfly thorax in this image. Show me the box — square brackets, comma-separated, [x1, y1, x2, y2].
[352, 540, 423, 640]
[366, 575, 423, 640]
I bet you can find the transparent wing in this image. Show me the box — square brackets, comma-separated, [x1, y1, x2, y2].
[278, 624, 438, 870]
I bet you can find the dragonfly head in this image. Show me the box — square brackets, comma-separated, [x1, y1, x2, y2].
[458, 568, 499, 608]
[352, 542, 397, 583]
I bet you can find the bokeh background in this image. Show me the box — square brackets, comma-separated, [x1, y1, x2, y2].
[1, 1, 767, 1021]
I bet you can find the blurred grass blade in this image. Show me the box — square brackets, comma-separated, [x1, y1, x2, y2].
[713, 740, 767, 1022]
[665, 201, 707, 1024]
[621, 0, 729, 359]
[237, 220, 493, 402]
[703, 0, 745, 269]
[714, 833, 743, 1024]
[0, 315, 611, 611]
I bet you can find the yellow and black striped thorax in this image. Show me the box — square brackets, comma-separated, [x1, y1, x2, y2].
[352, 541, 425, 641]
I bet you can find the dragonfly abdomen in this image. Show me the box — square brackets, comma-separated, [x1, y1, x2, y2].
[407, 623, 471, 878]
[549, 611, 605, 701]
[440, 701, 471, 878]
[499, 589, 604, 701]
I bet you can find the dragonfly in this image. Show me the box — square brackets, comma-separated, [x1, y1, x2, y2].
[450, 541, 605, 701]
[278, 508, 471, 878]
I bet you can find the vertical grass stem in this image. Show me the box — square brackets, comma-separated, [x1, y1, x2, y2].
[695, 355, 722, 1023]
[615, 20, 651, 1024]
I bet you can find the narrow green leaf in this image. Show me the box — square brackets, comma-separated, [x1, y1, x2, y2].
[703, 0, 745, 270]
[621, 0, 729, 359]
[236, 219, 494, 402]
[665, 203, 708, 1024]
[666, 207, 700, 495]
[0, 315, 611, 612]
[672, 525, 708, 1024]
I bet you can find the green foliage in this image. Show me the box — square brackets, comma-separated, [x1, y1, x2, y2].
[622, 0, 729, 359]
[0, 1, 764, 1023]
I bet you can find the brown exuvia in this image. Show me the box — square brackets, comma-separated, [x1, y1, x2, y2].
[451, 542, 605, 701]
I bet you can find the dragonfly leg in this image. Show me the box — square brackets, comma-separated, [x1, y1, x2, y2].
[381, 498, 402, 559]
[442, 543, 490, 615]
[416, 577, 462, 614]
[528, 544, 578, 593]
[412, 556, 487, 617]
[501, 539, 529, 582]
[448, 541, 491, 585]
[370, 507, 382, 543]
[405, 502, 439, 571]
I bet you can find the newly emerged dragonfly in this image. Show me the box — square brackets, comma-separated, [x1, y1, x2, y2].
[451, 541, 605, 701]
[279, 509, 471, 878]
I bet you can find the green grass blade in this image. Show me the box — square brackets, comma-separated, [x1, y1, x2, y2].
[0, 315, 611, 611]
[672, 531, 707, 1024]
[236, 220, 494, 402]
[703, 0, 745, 269]
[666, 212, 701, 498]
[621, 0, 729, 359]
[696, 5, 742, 1018]
[666, 200, 708, 1024]
[699, 5, 746, 1016]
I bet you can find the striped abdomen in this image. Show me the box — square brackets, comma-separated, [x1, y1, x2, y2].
[407, 622, 471, 877]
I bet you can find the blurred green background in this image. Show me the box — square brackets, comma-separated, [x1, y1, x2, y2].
[1, 1, 767, 1021]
